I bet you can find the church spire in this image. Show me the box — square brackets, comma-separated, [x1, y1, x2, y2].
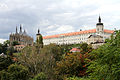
[16, 26, 18, 33]
[24, 29, 26, 34]
[20, 24, 22, 33]
[36, 29, 43, 48]
[38, 29, 40, 34]
[36, 29, 41, 35]
[96, 15, 103, 25]
[99, 15, 101, 23]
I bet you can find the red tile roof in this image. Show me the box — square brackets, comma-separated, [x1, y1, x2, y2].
[70, 48, 80, 52]
[104, 29, 114, 33]
[43, 29, 114, 39]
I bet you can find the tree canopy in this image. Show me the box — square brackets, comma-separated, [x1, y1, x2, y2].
[87, 30, 120, 80]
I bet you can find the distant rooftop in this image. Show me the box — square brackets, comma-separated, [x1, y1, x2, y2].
[43, 29, 114, 39]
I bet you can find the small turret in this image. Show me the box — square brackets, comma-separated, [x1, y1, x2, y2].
[23, 29, 27, 35]
[24, 30, 26, 33]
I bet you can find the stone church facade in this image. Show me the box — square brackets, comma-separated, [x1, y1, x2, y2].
[9, 25, 33, 46]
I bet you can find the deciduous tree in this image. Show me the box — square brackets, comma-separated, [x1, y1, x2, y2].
[88, 30, 120, 80]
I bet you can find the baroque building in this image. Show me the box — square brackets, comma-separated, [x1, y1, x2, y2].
[9, 25, 33, 46]
[43, 16, 114, 45]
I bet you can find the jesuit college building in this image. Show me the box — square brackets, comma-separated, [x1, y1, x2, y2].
[43, 16, 114, 45]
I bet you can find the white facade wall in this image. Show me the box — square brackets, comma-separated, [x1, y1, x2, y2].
[43, 32, 110, 45]
[43, 32, 113, 45]
[103, 32, 112, 40]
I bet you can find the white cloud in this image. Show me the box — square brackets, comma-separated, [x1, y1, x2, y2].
[0, 39, 6, 44]
[81, 25, 95, 30]
[0, 3, 8, 12]
[46, 24, 75, 35]
[47, 25, 57, 29]
[0, 0, 120, 40]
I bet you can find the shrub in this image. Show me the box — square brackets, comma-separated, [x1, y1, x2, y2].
[0, 70, 10, 80]
[32, 72, 47, 80]
[0, 64, 29, 80]
[67, 76, 90, 80]
[0, 56, 13, 71]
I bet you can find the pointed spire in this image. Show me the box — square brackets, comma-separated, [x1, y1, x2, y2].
[20, 24, 22, 33]
[98, 15, 101, 23]
[96, 15, 103, 25]
[38, 29, 40, 34]
[16, 26, 18, 33]
[36, 29, 41, 35]
[24, 29, 26, 33]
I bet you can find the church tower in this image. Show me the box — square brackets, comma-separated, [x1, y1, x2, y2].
[36, 29, 41, 40]
[96, 16, 104, 35]
[36, 29, 43, 48]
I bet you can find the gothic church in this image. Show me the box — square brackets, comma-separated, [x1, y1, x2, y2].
[9, 25, 33, 46]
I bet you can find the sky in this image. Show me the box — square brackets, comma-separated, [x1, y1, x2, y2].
[0, 0, 120, 43]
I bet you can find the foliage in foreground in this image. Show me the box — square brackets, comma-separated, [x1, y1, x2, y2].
[55, 44, 92, 79]
[88, 30, 120, 80]
[32, 72, 47, 80]
[0, 56, 13, 71]
[18, 44, 63, 80]
[0, 64, 29, 80]
[56, 53, 90, 79]
[67, 76, 90, 80]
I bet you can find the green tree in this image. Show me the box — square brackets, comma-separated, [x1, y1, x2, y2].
[67, 76, 90, 80]
[18, 44, 63, 80]
[32, 72, 47, 80]
[0, 43, 3, 53]
[0, 40, 13, 55]
[7, 64, 29, 80]
[35, 35, 43, 54]
[55, 52, 90, 79]
[12, 41, 19, 46]
[36, 36, 43, 45]
[80, 43, 92, 54]
[0, 56, 13, 71]
[41, 44, 63, 61]
[88, 30, 120, 80]
[0, 70, 10, 80]
[7, 46, 15, 56]
[3, 40, 10, 46]
[0, 64, 29, 80]
[36, 35, 43, 48]
[0, 42, 8, 54]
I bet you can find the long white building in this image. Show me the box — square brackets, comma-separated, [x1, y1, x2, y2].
[43, 16, 114, 45]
